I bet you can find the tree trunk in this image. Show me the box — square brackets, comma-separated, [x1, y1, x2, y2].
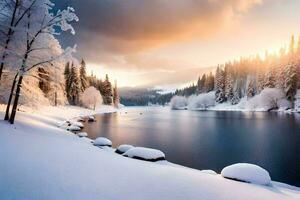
[4, 73, 18, 120]
[9, 75, 23, 124]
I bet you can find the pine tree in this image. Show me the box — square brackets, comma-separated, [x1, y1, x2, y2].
[64, 62, 71, 99]
[247, 79, 255, 99]
[284, 62, 297, 101]
[68, 64, 80, 105]
[113, 80, 120, 108]
[102, 74, 113, 105]
[215, 67, 226, 103]
[264, 66, 275, 88]
[224, 65, 234, 102]
[289, 35, 295, 59]
[257, 67, 265, 93]
[79, 59, 88, 92]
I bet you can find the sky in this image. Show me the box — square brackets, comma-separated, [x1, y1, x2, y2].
[55, 0, 300, 89]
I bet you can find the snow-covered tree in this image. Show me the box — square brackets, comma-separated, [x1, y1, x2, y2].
[7, 1, 78, 123]
[68, 64, 80, 105]
[215, 67, 226, 103]
[284, 62, 298, 101]
[264, 66, 275, 88]
[224, 65, 234, 102]
[102, 74, 112, 105]
[247, 79, 255, 99]
[80, 86, 102, 110]
[79, 59, 88, 92]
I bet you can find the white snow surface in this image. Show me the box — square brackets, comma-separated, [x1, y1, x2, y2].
[0, 105, 299, 200]
[221, 163, 271, 186]
[94, 137, 112, 147]
[77, 132, 88, 137]
[116, 144, 134, 154]
[124, 147, 166, 160]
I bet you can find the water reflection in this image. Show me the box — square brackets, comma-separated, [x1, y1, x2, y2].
[81, 107, 300, 186]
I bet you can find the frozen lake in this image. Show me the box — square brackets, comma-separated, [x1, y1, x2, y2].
[81, 106, 300, 186]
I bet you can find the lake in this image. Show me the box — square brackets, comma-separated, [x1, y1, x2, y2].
[81, 106, 300, 186]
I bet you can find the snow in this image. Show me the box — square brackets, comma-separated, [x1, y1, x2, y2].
[88, 115, 96, 122]
[77, 132, 88, 137]
[123, 147, 166, 162]
[93, 137, 112, 147]
[67, 124, 81, 131]
[115, 144, 134, 154]
[201, 170, 218, 175]
[188, 92, 215, 110]
[80, 86, 103, 109]
[170, 88, 297, 112]
[221, 163, 271, 186]
[0, 105, 299, 200]
[170, 96, 187, 110]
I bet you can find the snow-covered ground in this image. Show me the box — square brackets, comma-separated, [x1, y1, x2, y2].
[0, 105, 299, 200]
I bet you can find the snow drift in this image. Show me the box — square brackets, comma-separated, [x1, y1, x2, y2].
[115, 144, 134, 154]
[123, 147, 166, 162]
[221, 163, 271, 186]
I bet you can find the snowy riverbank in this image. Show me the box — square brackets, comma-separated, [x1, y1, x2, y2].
[0, 105, 299, 200]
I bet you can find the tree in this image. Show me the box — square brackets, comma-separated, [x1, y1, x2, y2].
[215, 67, 226, 103]
[0, 0, 37, 82]
[8, 2, 78, 123]
[113, 80, 120, 108]
[264, 66, 275, 88]
[224, 65, 234, 102]
[102, 74, 112, 105]
[79, 59, 88, 92]
[80, 86, 102, 110]
[68, 64, 80, 105]
[64, 62, 71, 98]
[284, 62, 297, 102]
[247, 79, 255, 99]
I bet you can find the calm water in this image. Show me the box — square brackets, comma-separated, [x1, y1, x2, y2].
[81, 107, 300, 186]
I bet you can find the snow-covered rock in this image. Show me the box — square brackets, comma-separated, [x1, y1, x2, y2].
[115, 144, 134, 154]
[67, 125, 81, 131]
[201, 170, 217, 175]
[93, 137, 112, 147]
[77, 132, 88, 137]
[123, 147, 166, 162]
[170, 96, 188, 110]
[221, 163, 271, 186]
[69, 121, 84, 128]
[88, 115, 96, 122]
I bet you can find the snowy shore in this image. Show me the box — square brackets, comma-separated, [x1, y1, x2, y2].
[0, 105, 299, 200]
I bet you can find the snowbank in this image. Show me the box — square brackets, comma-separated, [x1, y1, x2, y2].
[170, 96, 187, 110]
[221, 163, 271, 186]
[93, 137, 112, 147]
[0, 105, 299, 200]
[115, 144, 134, 154]
[123, 147, 166, 162]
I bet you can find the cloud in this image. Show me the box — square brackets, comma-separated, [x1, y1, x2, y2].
[57, 0, 262, 53]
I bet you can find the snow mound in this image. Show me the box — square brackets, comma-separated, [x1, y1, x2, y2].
[221, 163, 271, 186]
[69, 121, 84, 128]
[123, 147, 166, 162]
[77, 132, 88, 137]
[88, 116, 96, 122]
[115, 144, 134, 154]
[170, 96, 187, 110]
[201, 170, 217, 175]
[66, 124, 81, 131]
[188, 92, 216, 110]
[93, 137, 112, 147]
